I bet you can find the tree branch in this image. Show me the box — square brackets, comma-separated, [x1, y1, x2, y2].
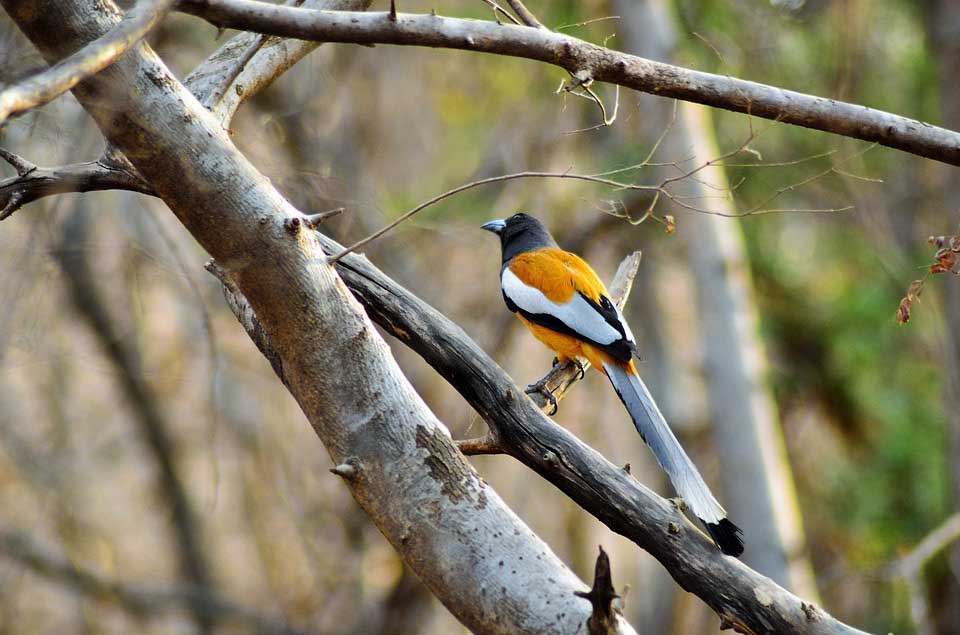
[504, 0, 544, 28]
[0, 0, 175, 126]
[0, 526, 305, 635]
[319, 234, 870, 635]
[0, 153, 152, 220]
[205, 222, 870, 635]
[0, 0, 371, 221]
[1, 2, 636, 633]
[178, 1, 960, 166]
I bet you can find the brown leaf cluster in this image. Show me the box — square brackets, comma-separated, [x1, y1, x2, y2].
[927, 233, 960, 274]
[897, 232, 960, 325]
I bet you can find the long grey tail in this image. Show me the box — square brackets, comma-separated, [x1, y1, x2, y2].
[602, 361, 744, 557]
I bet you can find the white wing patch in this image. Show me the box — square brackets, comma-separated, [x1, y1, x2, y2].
[615, 305, 636, 346]
[501, 268, 622, 345]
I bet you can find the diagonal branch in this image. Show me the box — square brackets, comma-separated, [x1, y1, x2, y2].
[176, 1, 960, 166]
[0, 0, 175, 126]
[0, 153, 152, 220]
[206, 224, 870, 635]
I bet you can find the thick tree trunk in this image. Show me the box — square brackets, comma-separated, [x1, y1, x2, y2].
[0, 2, 637, 633]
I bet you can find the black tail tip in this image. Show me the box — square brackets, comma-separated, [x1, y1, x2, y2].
[706, 519, 744, 557]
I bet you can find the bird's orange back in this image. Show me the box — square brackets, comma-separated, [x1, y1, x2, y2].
[508, 248, 609, 304]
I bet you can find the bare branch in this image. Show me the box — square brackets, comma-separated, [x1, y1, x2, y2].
[0, 154, 152, 220]
[0, 0, 175, 126]
[887, 514, 960, 635]
[455, 433, 503, 455]
[0, 147, 37, 176]
[326, 171, 654, 263]
[555, 16, 621, 32]
[0, 0, 372, 221]
[893, 513, 960, 578]
[504, 0, 544, 28]
[479, 0, 522, 26]
[177, 1, 960, 166]
[0, 527, 306, 635]
[328, 133, 861, 262]
[3, 3, 636, 630]
[319, 233, 871, 635]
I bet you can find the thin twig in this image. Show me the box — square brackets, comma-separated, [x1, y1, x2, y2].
[0, 148, 37, 176]
[324, 172, 657, 263]
[479, 0, 522, 25]
[0, 0, 176, 126]
[303, 206, 345, 227]
[505, 0, 544, 28]
[327, 133, 863, 262]
[564, 84, 620, 134]
[556, 15, 621, 31]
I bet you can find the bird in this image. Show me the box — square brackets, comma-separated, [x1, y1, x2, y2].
[481, 212, 744, 557]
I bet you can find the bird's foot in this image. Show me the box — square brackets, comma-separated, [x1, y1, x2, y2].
[569, 358, 586, 380]
[525, 378, 558, 416]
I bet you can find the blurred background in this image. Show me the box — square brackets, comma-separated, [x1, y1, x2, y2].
[1, 0, 959, 633]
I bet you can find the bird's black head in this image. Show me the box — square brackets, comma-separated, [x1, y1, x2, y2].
[481, 213, 558, 263]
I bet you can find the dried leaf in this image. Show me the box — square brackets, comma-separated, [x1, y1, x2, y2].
[664, 214, 676, 234]
[897, 279, 924, 325]
[931, 249, 959, 275]
[897, 295, 913, 325]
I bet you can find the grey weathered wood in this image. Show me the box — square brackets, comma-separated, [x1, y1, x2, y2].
[179, 0, 960, 166]
[0, 0, 366, 220]
[314, 235, 872, 635]
[0, 2, 637, 634]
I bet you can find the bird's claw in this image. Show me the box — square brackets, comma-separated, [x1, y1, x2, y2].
[570, 358, 586, 380]
[526, 380, 558, 416]
[552, 357, 585, 380]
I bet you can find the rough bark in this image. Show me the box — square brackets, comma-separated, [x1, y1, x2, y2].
[179, 0, 960, 166]
[0, 2, 637, 634]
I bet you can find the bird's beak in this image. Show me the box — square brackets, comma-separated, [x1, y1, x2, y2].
[481, 219, 506, 235]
